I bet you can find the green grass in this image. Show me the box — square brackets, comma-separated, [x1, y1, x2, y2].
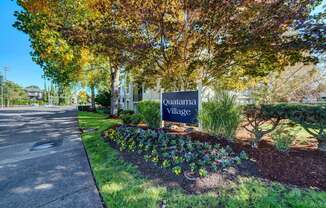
[267, 122, 311, 138]
[78, 112, 326, 208]
[260, 121, 314, 145]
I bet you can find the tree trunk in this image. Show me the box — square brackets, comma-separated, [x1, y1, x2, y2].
[110, 70, 118, 115]
[58, 87, 64, 105]
[90, 85, 96, 111]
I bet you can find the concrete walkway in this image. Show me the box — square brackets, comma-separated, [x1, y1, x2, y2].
[0, 107, 103, 208]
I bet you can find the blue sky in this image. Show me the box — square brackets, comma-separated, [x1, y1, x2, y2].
[0, 0, 44, 89]
[0, 1, 325, 89]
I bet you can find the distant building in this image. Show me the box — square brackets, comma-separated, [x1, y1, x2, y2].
[302, 92, 326, 103]
[320, 93, 326, 102]
[25, 85, 43, 100]
[117, 72, 253, 112]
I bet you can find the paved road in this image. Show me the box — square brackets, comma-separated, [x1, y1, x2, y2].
[0, 107, 103, 208]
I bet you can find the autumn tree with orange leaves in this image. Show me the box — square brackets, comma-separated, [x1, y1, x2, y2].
[15, 0, 325, 111]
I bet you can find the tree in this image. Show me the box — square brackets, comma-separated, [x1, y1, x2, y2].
[0, 80, 28, 106]
[95, 91, 111, 108]
[57, 0, 139, 114]
[78, 90, 89, 105]
[14, 0, 325, 111]
[15, 0, 138, 114]
[79, 53, 110, 110]
[252, 64, 325, 103]
[124, 0, 324, 90]
[14, 0, 88, 104]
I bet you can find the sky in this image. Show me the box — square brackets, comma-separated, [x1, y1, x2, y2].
[0, 0, 45, 89]
[0, 1, 325, 90]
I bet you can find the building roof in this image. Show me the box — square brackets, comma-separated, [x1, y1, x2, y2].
[25, 85, 42, 92]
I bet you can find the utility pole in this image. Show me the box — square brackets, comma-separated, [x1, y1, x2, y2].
[4, 66, 9, 107]
[1, 66, 9, 108]
[0, 71, 3, 109]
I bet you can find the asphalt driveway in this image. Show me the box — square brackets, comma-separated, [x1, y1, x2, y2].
[0, 107, 103, 208]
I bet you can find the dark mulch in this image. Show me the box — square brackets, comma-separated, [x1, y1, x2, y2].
[103, 125, 326, 191]
[102, 136, 259, 194]
[179, 131, 326, 190]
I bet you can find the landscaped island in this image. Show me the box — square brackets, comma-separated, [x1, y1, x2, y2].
[78, 112, 326, 208]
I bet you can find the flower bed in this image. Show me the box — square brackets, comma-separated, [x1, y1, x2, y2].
[180, 130, 326, 190]
[80, 112, 326, 207]
[103, 125, 326, 191]
[105, 126, 248, 178]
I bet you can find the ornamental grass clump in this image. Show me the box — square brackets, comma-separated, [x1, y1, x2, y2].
[199, 91, 241, 139]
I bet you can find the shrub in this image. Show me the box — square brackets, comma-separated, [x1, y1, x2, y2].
[121, 114, 133, 125]
[95, 91, 111, 108]
[246, 103, 326, 150]
[130, 114, 143, 125]
[119, 109, 135, 116]
[262, 104, 326, 144]
[271, 127, 295, 152]
[137, 100, 161, 128]
[121, 113, 143, 125]
[242, 105, 281, 147]
[78, 105, 91, 112]
[199, 91, 241, 139]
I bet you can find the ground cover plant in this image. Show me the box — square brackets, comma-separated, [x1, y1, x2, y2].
[79, 112, 326, 208]
[106, 126, 248, 177]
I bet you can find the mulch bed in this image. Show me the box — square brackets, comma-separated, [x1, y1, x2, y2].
[102, 136, 260, 194]
[176, 130, 326, 190]
[103, 125, 326, 191]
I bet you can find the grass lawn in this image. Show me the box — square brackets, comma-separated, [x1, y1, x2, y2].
[78, 112, 326, 208]
[261, 122, 311, 138]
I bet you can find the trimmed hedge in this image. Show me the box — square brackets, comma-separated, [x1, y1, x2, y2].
[78, 105, 91, 112]
[121, 113, 143, 125]
[243, 105, 281, 146]
[262, 103, 326, 126]
[243, 103, 326, 149]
